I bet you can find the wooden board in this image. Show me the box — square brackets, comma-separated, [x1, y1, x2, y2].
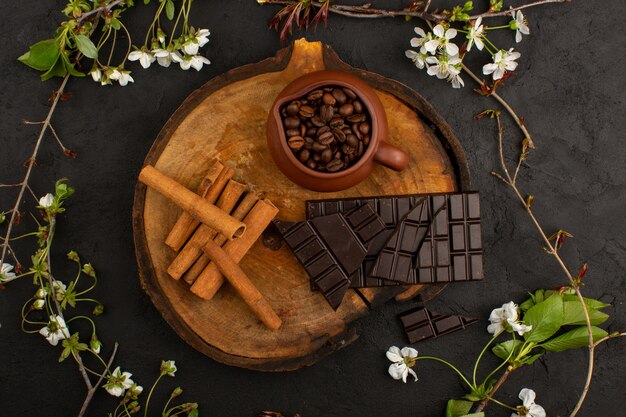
[133, 39, 471, 371]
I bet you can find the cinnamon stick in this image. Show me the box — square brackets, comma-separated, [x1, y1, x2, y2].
[139, 165, 245, 240]
[164, 162, 232, 251]
[202, 240, 282, 331]
[167, 179, 247, 280]
[190, 198, 279, 300]
[183, 192, 260, 285]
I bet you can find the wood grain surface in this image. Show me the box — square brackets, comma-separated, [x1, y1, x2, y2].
[133, 39, 470, 371]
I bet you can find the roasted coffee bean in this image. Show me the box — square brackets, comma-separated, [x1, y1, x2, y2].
[323, 87, 333, 92]
[317, 126, 331, 136]
[342, 144, 356, 155]
[307, 90, 324, 101]
[326, 158, 345, 172]
[317, 131, 335, 145]
[343, 88, 357, 100]
[306, 159, 317, 170]
[332, 128, 346, 143]
[300, 124, 307, 136]
[353, 100, 363, 114]
[346, 134, 359, 147]
[359, 121, 371, 135]
[299, 106, 315, 118]
[288, 136, 304, 150]
[329, 117, 344, 128]
[299, 148, 310, 162]
[339, 103, 354, 116]
[321, 148, 333, 163]
[311, 116, 325, 127]
[357, 142, 364, 156]
[334, 151, 342, 159]
[286, 128, 300, 137]
[322, 93, 336, 106]
[286, 101, 301, 116]
[313, 153, 321, 162]
[331, 88, 347, 105]
[312, 142, 328, 153]
[306, 127, 317, 137]
[320, 104, 334, 121]
[348, 154, 356, 162]
[351, 123, 363, 140]
[363, 135, 371, 145]
[305, 120, 314, 128]
[284, 117, 300, 129]
[347, 114, 366, 123]
[304, 136, 315, 149]
[342, 126, 352, 135]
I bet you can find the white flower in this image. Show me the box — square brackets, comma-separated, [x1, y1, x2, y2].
[0, 263, 17, 283]
[179, 55, 211, 71]
[424, 24, 459, 56]
[510, 10, 530, 43]
[426, 54, 462, 80]
[39, 315, 70, 346]
[128, 49, 156, 69]
[182, 41, 200, 56]
[33, 299, 45, 310]
[109, 69, 134, 87]
[90, 336, 102, 354]
[161, 360, 177, 376]
[512, 388, 546, 417]
[38, 193, 54, 208]
[182, 28, 211, 55]
[103, 366, 134, 397]
[90, 66, 102, 82]
[482, 49, 521, 80]
[52, 280, 67, 301]
[195, 29, 210, 48]
[386, 346, 418, 383]
[447, 73, 465, 89]
[467, 17, 485, 52]
[405, 49, 427, 69]
[152, 48, 183, 68]
[35, 288, 47, 299]
[410, 26, 431, 49]
[487, 301, 533, 336]
[129, 384, 143, 396]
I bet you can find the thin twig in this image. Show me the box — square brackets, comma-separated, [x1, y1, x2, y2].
[77, 0, 126, 23]
[47, 123, 70, 154]
[0, 75, 70, 265]
[78, 342, 119, 417]
[475, 368, 513, 412]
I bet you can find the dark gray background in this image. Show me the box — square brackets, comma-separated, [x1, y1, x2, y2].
[1, 1, 624, 416]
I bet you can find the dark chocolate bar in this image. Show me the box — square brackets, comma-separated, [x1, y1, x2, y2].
[274, 204, 386, 309]
[306, 196, 426, 287]
[399, 307, 479, 344]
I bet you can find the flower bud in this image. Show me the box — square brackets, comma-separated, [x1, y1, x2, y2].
[67, 251, 80, 262]
[36, 288, 47, 299]
[129, 383, 143, 397]
[157, 28, 166, 44]
[171, 386, 183, 398]
[90, 335, 102, 354]
[93, 304, 104, 316]
[33, 299, 45, 310]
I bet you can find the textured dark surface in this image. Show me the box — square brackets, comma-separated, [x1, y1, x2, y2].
[1, 1, 625, 416]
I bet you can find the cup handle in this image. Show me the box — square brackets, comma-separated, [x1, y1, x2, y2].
[374, 142, 409, 172]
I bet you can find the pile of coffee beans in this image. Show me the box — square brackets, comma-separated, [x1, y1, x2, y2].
[279, 86, 371, 173]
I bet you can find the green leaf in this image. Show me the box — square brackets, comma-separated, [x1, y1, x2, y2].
[492, 339, 523, 361]
[18, 39, 61, 71]
[166, 0, 175, 20]
[446, 399, 473, 417]
[460, 414, 484, 417]
[60, 53, 85, 77]
[74, 34, 98, 59]
[562, 294, 611, 310]
[562, 301, 609, 326]
[541, 326, 608, 352]
[523, 293, 564, 343]
[41, 55, 67, 81]
[188, 410, 199, 417]
[462, 393, 483, 402]
[519, 351, 543, 365]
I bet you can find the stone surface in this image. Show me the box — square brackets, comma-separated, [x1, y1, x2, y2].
[0, 1, 624, 416]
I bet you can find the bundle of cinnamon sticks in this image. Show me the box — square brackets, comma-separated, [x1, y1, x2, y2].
[138, 162, 281, 330]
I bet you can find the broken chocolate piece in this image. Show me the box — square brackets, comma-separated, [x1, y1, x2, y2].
[399, 307, 479, 343]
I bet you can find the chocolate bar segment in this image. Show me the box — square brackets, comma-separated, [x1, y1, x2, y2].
[274, 204, 385, 309]
[399, 307, 479, 343]
[306, 196, 425, 287]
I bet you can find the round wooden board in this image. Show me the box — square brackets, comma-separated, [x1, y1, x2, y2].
[133, 39, 471, 371]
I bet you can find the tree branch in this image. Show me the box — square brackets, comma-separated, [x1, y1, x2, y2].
[77, 0, 126, 23]
[78, 342, 119, 417]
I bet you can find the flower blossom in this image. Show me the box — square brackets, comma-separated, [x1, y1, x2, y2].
[38, 193, 54, 208]
[426, 54, 462, 80]
[179, 55, 211, 71]
[109, 69, 134, 87]
[161, 360, 177, 377]
[90, 66, 102, 83]
[483, 49, 521, 80]
[103, 366, 134, 397]
[182, 28, 210, 55]
[487, 301, 532, 336]
[510, 10, 530, 43]
[386, 346, 418, 383]
[511, 388, 546, 417]
[0, 262, 17, 284]
[39, 315, 70, 346]
[128, 49, 156, 69]
[52, 280, 67, 302]
[466, 17, 485, 52]
[152, 48, 183, 68]
[424, 24, 459, 56]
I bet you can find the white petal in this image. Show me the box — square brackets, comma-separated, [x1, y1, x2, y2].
[487, 322, 503, 334]
[405, 50, 418, 59]
[520, 25, 530, 35]
[502, 302, 519, 321]
[414, 27, 426, 37]
[407, 367, 418, 382]
[197, 37, 210, 47]
[157, 56, 171, 67]
[516, 30, 522, 43]
[153, 49, 170, 58]
[170, 52, 183, 63]
[183, 42, 199, 55]
[446, 43, 459, 56]
[427, 66, 439, 76]
[425, 56, 439, 65]
[528, 404, 546, 417]
[433, 25, 444, 38]
[388, 363, 406, 380]
[128, 51, 143, 61]
[519, 388, 537, 407]
[476, 38, 484, 51]
[424, 39, 439, 53]
[386, 346, 403, 363]
[445, 28, 457, 40]
[400, 347, 418, 358]
[410, 38, 422, 47]
[494, 67, 505, 80]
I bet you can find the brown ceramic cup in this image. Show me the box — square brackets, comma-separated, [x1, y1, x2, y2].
[267, 70, 409, 192]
